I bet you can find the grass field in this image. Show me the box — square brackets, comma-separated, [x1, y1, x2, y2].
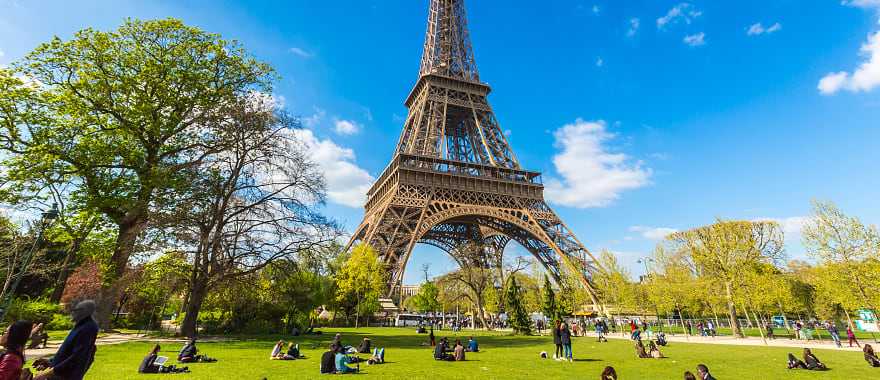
[66, 327, 879, 379]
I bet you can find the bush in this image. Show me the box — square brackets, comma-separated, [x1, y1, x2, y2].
[5, 298, 62, 324]
[47, 313, 73, 330]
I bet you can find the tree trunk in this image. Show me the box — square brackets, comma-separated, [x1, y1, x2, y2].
[724, 281, 743, 338]
[96, 219, 146, 329]
[181, 277, 209, 338]
[777, 302, 791, 332]
[50, 239, 82, 303]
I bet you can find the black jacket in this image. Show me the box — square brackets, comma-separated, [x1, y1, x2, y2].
[50, 317, 98, 380]
[320, 351, 336, 373]
[560, 327, 572, 345]
[552, 327, 561, 345]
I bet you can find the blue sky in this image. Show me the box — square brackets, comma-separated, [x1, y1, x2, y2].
[2, 0, 880, 284]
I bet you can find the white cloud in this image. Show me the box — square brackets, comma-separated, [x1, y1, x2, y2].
[629, 226, 678, 240]
[592, 5, 600, 14]
[844, 0, 880, 9]
[544, 119, 651, 208]
[333, 119, 361, 135]
[0, 48, 5, 58]
[302, 107, 326, 128]
[595, 57, 604, 67]
[657, 3, 701, 29]
[291, 129, 374, 207]
[683, 32, 706, 46]
[818, 30, 880, 94]
[747, 22, 782, 36]
[288, 47, 314, 58]
[627, 18, 640, 37]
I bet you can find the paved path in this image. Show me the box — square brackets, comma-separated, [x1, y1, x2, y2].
[24, 333, 230, 360]
[599, 331, 870, 352]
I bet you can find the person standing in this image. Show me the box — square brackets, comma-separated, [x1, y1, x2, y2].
[552, 320, 562, 360]
[560, 322, 573, 362]
[826, 321, 842, 348]
[847, 325, 860, 348]
[0, 320, 34, 380]
[33, 300, 99, 380]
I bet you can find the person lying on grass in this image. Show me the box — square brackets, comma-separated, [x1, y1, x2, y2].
[270, 341, 300, 360]
[634, 340, 650, 358]
[178, 338, 217, 363]
[367, 347, 385, 365]
[787, 353, 807, 369]
[648, 341, 664, 359]
[139, 344, 189, 374]
[803, 348, 827, 370]
[864, 344, 880, 367]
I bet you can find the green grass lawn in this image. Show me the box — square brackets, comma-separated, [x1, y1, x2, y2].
[65, 327, 879, 379]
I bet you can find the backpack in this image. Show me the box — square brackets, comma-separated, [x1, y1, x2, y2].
[320, 351, 336, 374]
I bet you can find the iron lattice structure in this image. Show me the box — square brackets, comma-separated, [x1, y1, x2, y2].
[346, 0, 604, 306]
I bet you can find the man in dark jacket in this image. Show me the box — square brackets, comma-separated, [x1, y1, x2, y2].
[33, 300, 99, 380]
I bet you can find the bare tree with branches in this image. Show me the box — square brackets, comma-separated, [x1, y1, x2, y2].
[169, 95, 338, 337]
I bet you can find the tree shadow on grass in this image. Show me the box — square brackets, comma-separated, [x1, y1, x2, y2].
[572, 358, 602, 362]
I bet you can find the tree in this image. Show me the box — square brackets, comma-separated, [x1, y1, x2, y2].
[411, 281, 441, 314]
[665, 220, 784, 338]
[541, 274, 558, 320]
[0, 19, 274, 327]
[171, 95, 335, 337]
[505, 276, 532, 335]
[334, 243, 387, 328]
[802, 200, 880, 329]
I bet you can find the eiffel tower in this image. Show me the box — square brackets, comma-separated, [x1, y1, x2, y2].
[345, 0, 603, 307]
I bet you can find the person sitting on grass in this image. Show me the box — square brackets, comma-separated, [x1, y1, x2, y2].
[683, 371, 697, 380]
[803, 348, 827, 370]
[634, 340, 650, 359]
[177, 338, 217, 363]
[270, 340, 287, 360]
[433, 337, 454, 361]
[467, 336, 479, 352]
[655, 331, 667, 347]
[139, 344, 189, 374]
[600, 366, 617, 380]
[286, 342, 302, 359]
[320, 346, 336, 374]
[28, 322, 49, 349]
[334, 346, 358, 374]
[865, 344, 880, 367]
[453, 339, 465, 361]
[648, 341, 664, 358]
[357, 338, 371, 354]
[0, 320, 34, 380]
[696, 364, 716, 380]
[367, 347, 385, 365]
[786, 353, 807, 369]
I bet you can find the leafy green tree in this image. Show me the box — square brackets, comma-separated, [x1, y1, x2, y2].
[505, 276, 532, 335]
[411, 281, 441, 314]
[665, 220, 785, 338]
[334, 243, 387, 328]
[0, 18, 274, 326]
[803, 200, 880, 330]
[541, 274, 558, 320]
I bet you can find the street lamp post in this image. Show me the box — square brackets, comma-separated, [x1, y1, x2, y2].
[637, 257, 663, 333]
[0, 204, 59, 322]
